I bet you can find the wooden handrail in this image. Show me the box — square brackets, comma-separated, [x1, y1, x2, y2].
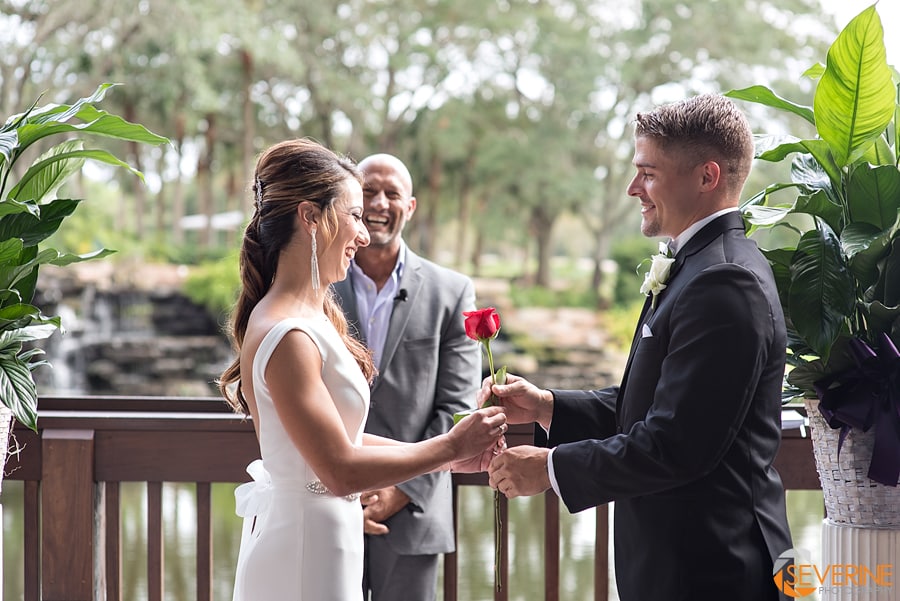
[4, 396, 818, 601]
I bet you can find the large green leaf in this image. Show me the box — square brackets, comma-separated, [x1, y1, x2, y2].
[0, 198, 81, 247]
[0, 198, 40, 218]
[743, 204, 793, 227]
[793, 191, 843, 235]
[789, 223, 856, 360]
[17, 83, 114, 128]
[843, 221, 891, 288]
[882, 237, 900, 306]
[725, 85, 815, 125]
[0, 247, 113, 294]
[0, 238, 23, 266]
[740, 183, 800, 209]
[799, 140, 843, 193]
[846, 164, 900, 230]
[10, 149, 141, 201]
[864, 300, 900, 340]
[49, 248, 115, 267]
[814, 5, 894, 167]
[0, 130, 17, 169]
[762, 247, 795, 314]
[0, 303, 40, 322]
[11, 245, 37, 306]
[756, 140, 842, 192]
[9, 140, 85, 205]
[0, 351, 37, 431]
[15, 111, 168, 153]
[791, 154, 841, 204]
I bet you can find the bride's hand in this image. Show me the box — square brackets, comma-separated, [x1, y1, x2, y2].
[447, 405, 506, 460]
[450, 436, 507, 473]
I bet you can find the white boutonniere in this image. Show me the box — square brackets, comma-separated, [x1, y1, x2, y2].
[639, 241, 675, 308]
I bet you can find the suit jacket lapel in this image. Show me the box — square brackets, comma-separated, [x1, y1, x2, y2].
[375, 251, 423, 390]
[667, 211, 745, 280]
[332, 275, 364, 343]
[615, 212, 746, 416]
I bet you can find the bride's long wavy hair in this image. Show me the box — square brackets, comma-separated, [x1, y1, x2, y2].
[219, 138, 376, 415]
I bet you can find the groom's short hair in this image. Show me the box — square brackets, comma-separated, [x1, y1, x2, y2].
[634, 94, 754, 195]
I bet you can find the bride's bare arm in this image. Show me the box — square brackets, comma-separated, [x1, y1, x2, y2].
[266, 330, 506, 497]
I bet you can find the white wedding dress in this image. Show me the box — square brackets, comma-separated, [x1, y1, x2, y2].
[232, 317, 370, 601]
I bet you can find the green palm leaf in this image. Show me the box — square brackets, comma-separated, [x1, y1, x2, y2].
[789, 222, 856, 361]
[814, 5, 894, 167]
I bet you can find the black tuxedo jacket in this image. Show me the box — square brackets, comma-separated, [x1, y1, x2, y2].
[544, 212, 792, 600]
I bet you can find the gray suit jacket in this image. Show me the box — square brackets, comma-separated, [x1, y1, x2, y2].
[332, 250, 480, 555]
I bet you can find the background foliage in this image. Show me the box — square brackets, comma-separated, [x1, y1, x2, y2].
[0, 0, 838, 311]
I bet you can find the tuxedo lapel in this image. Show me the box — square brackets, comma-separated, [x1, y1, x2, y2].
[614, 212, 746, 416]
[669, 211, 746, 279]
[616, 294, 653, 417]
[375, 253, 423, 390]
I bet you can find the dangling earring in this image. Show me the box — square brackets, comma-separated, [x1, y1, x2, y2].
[310, 225, 320, 296]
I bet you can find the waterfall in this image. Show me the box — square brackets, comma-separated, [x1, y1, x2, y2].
[33, 271, 233, 397]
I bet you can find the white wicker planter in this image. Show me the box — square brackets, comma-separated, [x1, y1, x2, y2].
[805, 398, 900, 528]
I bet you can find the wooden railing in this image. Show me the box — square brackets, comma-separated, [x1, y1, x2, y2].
[4, 396, 819, 601]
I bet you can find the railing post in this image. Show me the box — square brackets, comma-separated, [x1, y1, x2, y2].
[594, 504, 609, 601]
[41, 429, 95, 601]
[444, 482, 460, 601]
[544, 491, 559, 601]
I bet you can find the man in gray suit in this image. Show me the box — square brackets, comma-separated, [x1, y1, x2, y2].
[332, 153, 481, 601]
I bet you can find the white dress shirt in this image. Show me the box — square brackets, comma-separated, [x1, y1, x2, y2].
[349, 243, 406, 370]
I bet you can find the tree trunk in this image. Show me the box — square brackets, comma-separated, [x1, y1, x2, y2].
[530, 205, 555, 288]
[124, 101, 145, 241]
[198, 113, 217, 250]
[419, 150, 442, 258]
[240, 48, 256, 216]
[454, 150, 476, 270]
[172, 111, 187, 246]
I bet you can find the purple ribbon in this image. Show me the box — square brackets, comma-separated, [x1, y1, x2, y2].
[813, 333, 900, 487]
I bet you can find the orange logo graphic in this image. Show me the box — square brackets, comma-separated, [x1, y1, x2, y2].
[773, 548, 894, 598]
[773, 549, 816, 597]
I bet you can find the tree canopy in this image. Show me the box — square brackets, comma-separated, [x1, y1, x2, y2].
[0, 0, 836, 289]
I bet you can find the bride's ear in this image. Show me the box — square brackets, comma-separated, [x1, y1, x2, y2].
[297, 202, 319, 232]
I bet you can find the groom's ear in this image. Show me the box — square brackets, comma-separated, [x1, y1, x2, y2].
[698, 160, 721, 192]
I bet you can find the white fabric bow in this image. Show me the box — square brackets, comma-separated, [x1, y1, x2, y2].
[234, 459, 273, 518]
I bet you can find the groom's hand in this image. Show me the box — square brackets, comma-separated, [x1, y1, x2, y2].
[360, 486, 410, 535]
[478, 374, 554, 429]
[488, 445, 551, 498]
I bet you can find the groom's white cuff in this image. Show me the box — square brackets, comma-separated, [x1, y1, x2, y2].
[542, 424, 562, 497]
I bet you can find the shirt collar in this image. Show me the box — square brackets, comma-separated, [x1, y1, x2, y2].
[350, 241, 407, 283]
[668, 207, 739, 256]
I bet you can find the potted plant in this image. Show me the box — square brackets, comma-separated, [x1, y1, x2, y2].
[726, 4, 899, 526]
[0, 84, 167, 481]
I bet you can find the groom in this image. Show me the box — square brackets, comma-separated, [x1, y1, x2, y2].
[486, 94, 793, 600]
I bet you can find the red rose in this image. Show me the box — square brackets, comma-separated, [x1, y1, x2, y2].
[463, 307, 501, 342]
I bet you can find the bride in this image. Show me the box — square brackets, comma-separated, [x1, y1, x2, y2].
[218, 138, 506, 601]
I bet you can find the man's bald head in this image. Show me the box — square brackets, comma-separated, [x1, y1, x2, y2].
[357, 153, 414, 197]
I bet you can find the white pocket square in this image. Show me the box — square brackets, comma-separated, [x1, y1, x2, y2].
[641, 324, 653, 338]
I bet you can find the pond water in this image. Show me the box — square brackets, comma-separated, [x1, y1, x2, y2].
[1, 480, 825, 600]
